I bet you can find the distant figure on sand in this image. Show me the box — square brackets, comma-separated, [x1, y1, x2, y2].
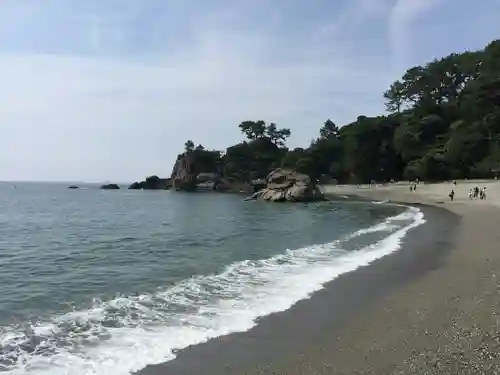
[468, 189, 473, 200]
[480, 187, 487, 200]
[449, 189, 455, 201]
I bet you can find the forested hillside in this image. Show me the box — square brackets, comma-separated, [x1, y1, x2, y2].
[181, 39, 500, 184]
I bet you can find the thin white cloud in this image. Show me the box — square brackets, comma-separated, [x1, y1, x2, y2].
[388, 0, 443, 70]
[0, 0, 498, 181]
[0, 1, 397, 182]
[313, 0, 391, 41]
[89, 14, 102, 52]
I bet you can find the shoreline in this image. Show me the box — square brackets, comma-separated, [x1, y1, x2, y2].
[136, 197, 463, 374]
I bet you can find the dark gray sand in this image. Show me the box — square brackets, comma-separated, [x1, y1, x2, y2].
[135, 199, 500, 375]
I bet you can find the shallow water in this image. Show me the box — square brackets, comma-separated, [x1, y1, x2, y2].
[0, 182, 423, 374]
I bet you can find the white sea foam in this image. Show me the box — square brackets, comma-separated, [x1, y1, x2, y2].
[372, 199, 389, 204]
[1, 206, 425, 375]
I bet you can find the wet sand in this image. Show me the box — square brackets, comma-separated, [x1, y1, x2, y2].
[135, 181, 500, 374]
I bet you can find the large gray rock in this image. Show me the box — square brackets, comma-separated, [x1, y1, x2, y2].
[196, 172, 219, 190]
[249, 169, 324, 202]
[170, 153, 198, 191]
[250, 178, 267, 193]
[196, 172, 219, 183]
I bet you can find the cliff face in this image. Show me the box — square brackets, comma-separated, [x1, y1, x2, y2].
[170, 153, 199, 191]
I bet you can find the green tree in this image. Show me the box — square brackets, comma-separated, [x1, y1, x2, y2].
[238, 120, 266, 140]
[282, 147, 307, 168]
[184, 140, 195, 152]
[265, 122, 291, 147]
[383, 80, 406, 112]
[171, 38, 500, 184]
[319, 119, 339, 139]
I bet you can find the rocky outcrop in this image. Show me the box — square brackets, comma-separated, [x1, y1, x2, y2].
[170, 153, 199, 191]
[129, 176, 172, 190]
[196, 172, 219, 190]
[211, 177, 252, 193]
[100, 184, 120, 190]
[251, 178, 267, 193]
[249, 169, 324, 202]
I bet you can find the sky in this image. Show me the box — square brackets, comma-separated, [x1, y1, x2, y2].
[0, 0, 499, 182]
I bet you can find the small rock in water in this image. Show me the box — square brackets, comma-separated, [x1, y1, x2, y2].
[100, 184, 120, 190]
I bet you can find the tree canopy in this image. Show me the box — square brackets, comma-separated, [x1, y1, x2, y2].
[184, 140, 194, 153]
[237, 120, 291, 146]
[176, 39, 500, 183]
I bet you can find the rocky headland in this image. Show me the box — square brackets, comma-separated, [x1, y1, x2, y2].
[129, 175, 172, 190]
[128, 38, 500, 202]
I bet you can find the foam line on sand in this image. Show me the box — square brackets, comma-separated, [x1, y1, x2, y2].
[137, 181, 500, 374]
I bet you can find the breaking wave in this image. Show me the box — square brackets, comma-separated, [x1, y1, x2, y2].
[0, 206, 424, 375]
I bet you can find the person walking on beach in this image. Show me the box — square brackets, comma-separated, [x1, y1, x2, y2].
[479, 187, 487, 200]
[449, 189, 455, 201]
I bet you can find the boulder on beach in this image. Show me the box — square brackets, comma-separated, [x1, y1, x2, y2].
[248, 168, 325, 202]
[250, 178, 267, 193]
[100, 184, 120, 190]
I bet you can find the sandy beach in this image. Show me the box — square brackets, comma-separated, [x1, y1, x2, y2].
[135, 180, 500, 375]
[290, 180, 500, 374]
[274, 180, 500, 374]
[328, 179, 500, 208]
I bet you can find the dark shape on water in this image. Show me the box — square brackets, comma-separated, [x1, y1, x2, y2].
[129, 175, 172, 190]
[100, 184, 120, 190]
[128, 182, 141, 190]
[68, 185, 79, 189]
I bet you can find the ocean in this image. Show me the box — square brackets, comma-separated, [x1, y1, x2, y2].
[0, 182, 424, 375]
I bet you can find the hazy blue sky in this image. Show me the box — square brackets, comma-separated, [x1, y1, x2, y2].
[0, 0, 499, 182]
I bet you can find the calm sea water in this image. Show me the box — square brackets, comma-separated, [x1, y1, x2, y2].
[0, 182, 424, 375]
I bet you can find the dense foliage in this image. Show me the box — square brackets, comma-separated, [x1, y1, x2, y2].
[182, 121, 289, 182]
[182, 39, 500, 183]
